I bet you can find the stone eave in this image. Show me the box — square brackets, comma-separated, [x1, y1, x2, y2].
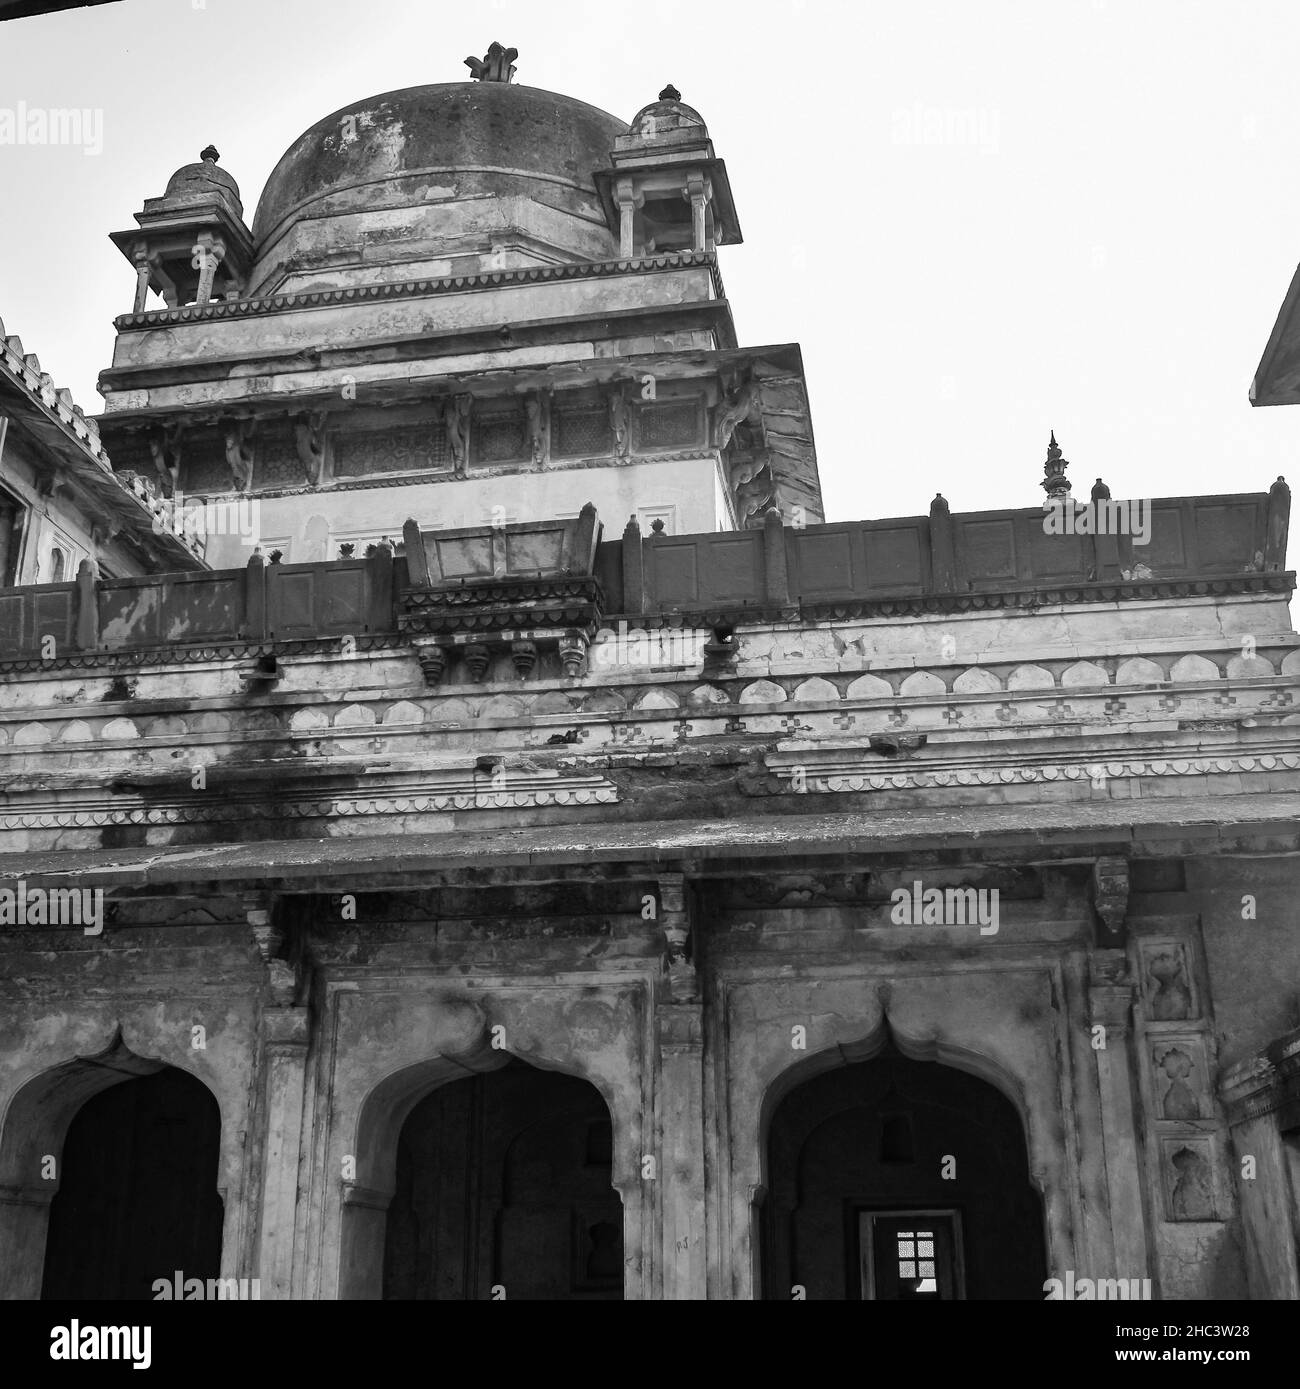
[109, 250, 725, 332]
[0, 333, 205, 571]
[91, 336, 794, 427]
[1251, 256, 1300, 405]
[94, 301, 741, 406]
[1, 795, 1296, 891]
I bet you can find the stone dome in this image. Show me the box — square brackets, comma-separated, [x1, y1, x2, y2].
[248, 82, 629, 293]
[163, 147, 243, 215]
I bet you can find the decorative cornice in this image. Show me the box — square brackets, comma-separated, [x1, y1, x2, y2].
[768, 751, 1300, 795]
[0, 775, 620, 831]
[111, 251, 723, 330]
[0, 634, 402, 676]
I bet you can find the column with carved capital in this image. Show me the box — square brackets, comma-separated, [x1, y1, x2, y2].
[191, 232, 225, 305]
[247, 894, 310, 1297]
[1089, 954, 1153, 1282]
[684, 173, 712, 253]
[131, 244, 152, 315]
[654, 873, 707, 1298]
[615, 177, 644, 259]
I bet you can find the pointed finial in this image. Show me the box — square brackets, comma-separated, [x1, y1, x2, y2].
[659, 83, 682, 101]
[200, 144, 220, 163]
[1041, 431, 1071, 499]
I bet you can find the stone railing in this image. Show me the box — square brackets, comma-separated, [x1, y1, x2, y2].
[0, 485, 1289, 665]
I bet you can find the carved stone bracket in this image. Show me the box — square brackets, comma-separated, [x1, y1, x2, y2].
[607, 383, 631, 458]
[294, 411, 327, 486]
[558, 629, 589, 679]
[1091, 856, 1130, 947]
[656, 872, 697, 1002]
[223, 418, 255, 493]
[441, 394, 472, 475]
[524, 388, 551, 468]
[413, 638, 450, 687]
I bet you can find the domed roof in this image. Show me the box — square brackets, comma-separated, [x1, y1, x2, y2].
[163, 146, 243, 214]
[252, 82, 628, 248]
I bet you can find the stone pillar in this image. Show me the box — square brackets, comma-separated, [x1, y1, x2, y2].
[256, 1008, 310, 1297]
[684, 174, 711, 253]
[0, 1185, 55, 1298]
[1088, 954, 1153, 1280]
[615, 177, 643, 259]
[191, 234, 224, 305]
[655, 873, 707, 1299]
[1220, 1044, 1300, 1298]
[132, 247, 152, 314]
[248, 896, 309, 1298]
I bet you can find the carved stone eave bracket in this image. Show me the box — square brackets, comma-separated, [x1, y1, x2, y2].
[409, 627, 592, 686]
[656, 872, 698, 1003]
[246, 891, 297, 1007]
[1091, 856, 1130, 948]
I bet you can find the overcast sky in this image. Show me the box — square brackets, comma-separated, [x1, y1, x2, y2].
[2, 0, 1299, 525]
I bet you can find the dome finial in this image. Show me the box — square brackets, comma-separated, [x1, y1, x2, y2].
[200, 144, 220, 164]
[659, 83, 682, 101]
[465, 41, 519, 83]
[1041, 430, 1071, 499]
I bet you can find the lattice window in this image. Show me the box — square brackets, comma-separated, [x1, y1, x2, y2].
[472, 406, 527, 465]
[182, 445, 233, 495]
[895, 1230, 937, 1288]
[255, 433, 305, 488]
[553, 405, 612, 458]
[636, 399, 702, 450]
[333, 424, 448, 477]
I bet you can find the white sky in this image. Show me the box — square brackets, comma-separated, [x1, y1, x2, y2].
[1, 0, 1299, 525]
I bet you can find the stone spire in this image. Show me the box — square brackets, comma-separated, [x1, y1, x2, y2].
[465, 41, 518, 83]
[1041, 431, 1071, 500]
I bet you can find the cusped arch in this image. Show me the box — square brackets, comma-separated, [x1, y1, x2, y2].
[342, 1033, 631, 1300]
[1061, 661, 1109, 688]
[739, 679, 787, 705]
[952, 667, 1000, 695]
[899, 670, 946, 698]
[1170, 654, 1220, 683]
[1226, 654, 1276, 679]
[1115, 657, 1165, 686]
[1007, 664, 1055, 691]
[633, 688, 679, 711]
[687, 684, 730, 706]
[846, 673, 894, 700]
[0, 1030, 226, 1300]
[792, 677, 841, 704]
[382, 700, 424, 725]
[334, 703, 377, 728]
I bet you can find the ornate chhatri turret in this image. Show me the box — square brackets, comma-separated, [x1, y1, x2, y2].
[595, 85, 742, 258]
[109, 146, 253, 312]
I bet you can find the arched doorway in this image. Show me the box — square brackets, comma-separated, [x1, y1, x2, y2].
[42, 1065, 223, 1299]
[762, 1047, 1046, 1299]
[383, 1058, 623, 1300]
